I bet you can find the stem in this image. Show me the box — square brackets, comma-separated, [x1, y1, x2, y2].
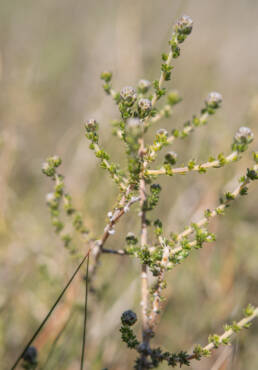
[187, 307, 258, 361]
[171, 168, 257, 256]
[147, 151, 239, 176]
[80, 255, 90, 370]
[151, 50, 173, 107]
[89, 189, 139, 279]
[139, 137, 151, 363]
[149, 270, 165, 330]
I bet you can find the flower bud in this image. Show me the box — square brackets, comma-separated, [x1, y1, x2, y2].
[164, 151, 178, 165]
[138, 79, 151, 94]
[121, 310, 137, 326]
[205, 92, 222, 109]
[126, 232, 138, 245]
[174, 15, 193, 35]
[85, 119, 98, 132]
[234, 127, 254, 144]
[120, 86, 137, 105]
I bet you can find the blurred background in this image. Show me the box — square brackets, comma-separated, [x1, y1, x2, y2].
[1, 0, 258, 369]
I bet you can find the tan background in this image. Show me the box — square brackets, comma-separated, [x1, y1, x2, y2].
[1, 0, 258, 369]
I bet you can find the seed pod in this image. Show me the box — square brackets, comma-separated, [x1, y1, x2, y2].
[22, 346, 37, 364]
[164, 151, 178, 165]
[126, 232, 138, 245]
[121, 310, 137, 326]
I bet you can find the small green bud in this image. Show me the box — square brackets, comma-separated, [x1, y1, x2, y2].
[244, 304, 255, 317]
[205, 92, 222, 109]
[167, 90, 182, 106]
[85, 119, 98, 132]
[138, 79, 151, 94]
[234, 126, 254, 144]
[126, 232, 138, 245]
[121, 310, 137, 326]
[174, 15, 193, 35]
[100, 71, 112, 82]
[164, 151, 177, 165]
[253, 151, 258, 163]
[42, 162, 55, 177]
[120, 86, 137, 105]
[47, 155, 62, 168]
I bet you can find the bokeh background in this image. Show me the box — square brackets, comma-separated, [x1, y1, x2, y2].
[1, 0, 258, 369]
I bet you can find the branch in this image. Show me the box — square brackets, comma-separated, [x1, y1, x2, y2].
[145, 92, 222, 163]
[187, 306, 258, 362]
[89, 188, 139, 280]
[146, 305, 258, 368]
[146, 151, 239, 176]
[171, 164, 258, 256]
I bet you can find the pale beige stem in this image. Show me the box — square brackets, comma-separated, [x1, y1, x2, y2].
[147, 151, 238, 176]
[187, 307, 258, 361]
[171, 167, 257, 256]
[139, 137, 150, 351]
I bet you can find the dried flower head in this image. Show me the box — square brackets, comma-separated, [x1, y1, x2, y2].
[138, 98, 152, 113]
[120, 86, 137, 104]
[138, 79, 151, 94]
[234, 127, 254, 144]
[205, 92, 223, 109]
[85, 119, 98, 132]
[174, 15, 193, 35]
[121, 310, 137, 326]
